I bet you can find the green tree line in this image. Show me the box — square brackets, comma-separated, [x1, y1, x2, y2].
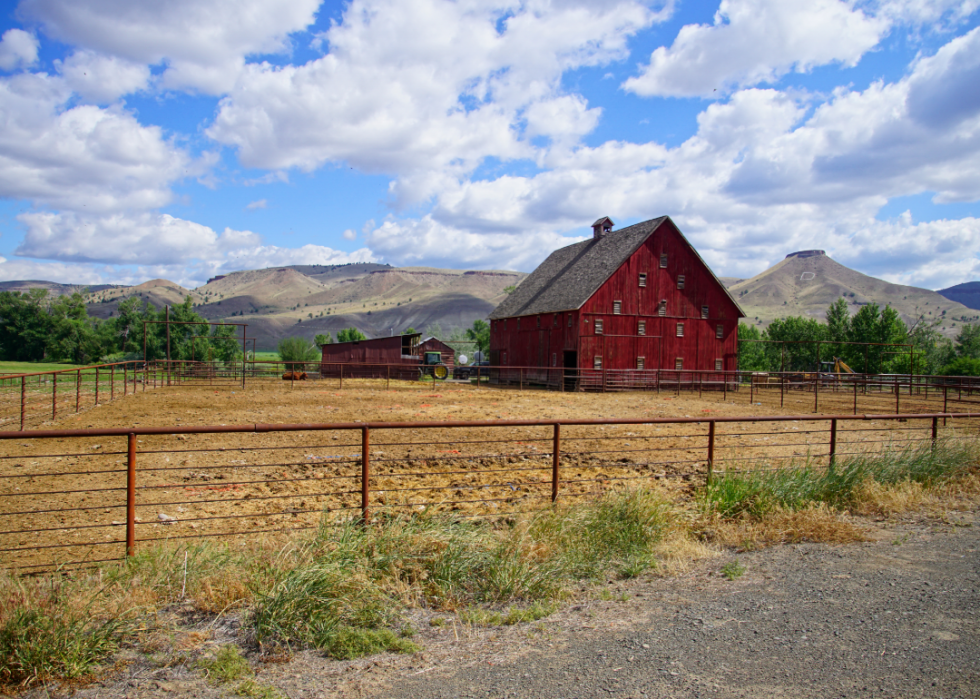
[0, 290, 242, 364]
[738, 297, 980, 376]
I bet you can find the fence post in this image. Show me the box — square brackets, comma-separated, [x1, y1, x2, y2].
[750, 376, 754, 405]
[706, 421, 716, 486]
[76, 370, 81, 412]
[931, 416, 938, 450]
[386, 364, 390, 391]
[723, 372, 727, 401]
[521, 367, 525, 392]
[52, 372, 57, 420]
[895, 380, 900, 414]
[111, 366, 115, 401]
[127, 433, 137, 557]
[361, 426, 370, 524]
[829, 418, 837, 472]
[780, 373, 784, 408]
[853, 380, 858, 415]
[123, 365, 127, 396]
[698, 372, 702, 399]
[20, 376, 25, 431]
[814, 376, 819, 413]
[340, 364, 343, 390]
[552, 423, 561, 503]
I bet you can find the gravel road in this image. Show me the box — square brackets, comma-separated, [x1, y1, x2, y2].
[381, 513, 980, 699]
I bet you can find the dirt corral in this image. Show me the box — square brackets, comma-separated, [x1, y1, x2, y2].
[1, 379, 969, 572]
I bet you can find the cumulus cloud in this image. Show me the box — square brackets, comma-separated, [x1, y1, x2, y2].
[623, 0, 887, 97]
[18, 0, 321, 94]
[207, 0, 666, 205]
[385, 27, 980, 281]
[0, 28, 39, 71]
[246, 198, 267, 210]
[0, 72, 202, 213]
[56, 50, 150, 103]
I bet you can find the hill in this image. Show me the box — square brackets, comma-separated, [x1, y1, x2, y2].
[730, 250, 979, 336]
[938, 281, 980, 311]
[78, 263, 525, 350]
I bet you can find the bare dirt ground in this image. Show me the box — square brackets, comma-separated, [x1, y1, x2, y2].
[24, 508, 980, 699]
[1, 379, 973, 571]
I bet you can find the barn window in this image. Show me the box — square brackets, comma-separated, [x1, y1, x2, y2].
[594, 356, 602, 370]
[639, 273, 647, 287]
[638, 320, 646, 336]
[568, 315, 572, 328]
[595, 319, 604, 334]
[675, 357, 683, 370]
[677, 275, 685, 290]
[658, 301, 667, 317]
[552, 352, 557, 367]
[637, 356, 645, 370]
[716, 324, 724, 339]
[660, 253, 668, 268]
[536, 315, 540, 328]
[676, 322, 684, 337]
[701, 305, 709, 319]
[715, 358, 723, 371]
[613, 300, 622, 314]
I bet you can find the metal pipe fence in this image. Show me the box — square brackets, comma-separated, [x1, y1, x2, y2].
[0, 361, 144, 431]
[2, 411, 977, 573]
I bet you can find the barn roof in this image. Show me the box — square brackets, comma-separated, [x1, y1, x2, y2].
[489, 216, 744, 319]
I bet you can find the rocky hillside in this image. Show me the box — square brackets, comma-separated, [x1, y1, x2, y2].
[81, 263, 524, 349]
[730, 250, 978, 336]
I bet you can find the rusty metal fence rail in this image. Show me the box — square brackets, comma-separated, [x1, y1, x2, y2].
[0, 361, 144, 431]
[1, 411, 977, 573]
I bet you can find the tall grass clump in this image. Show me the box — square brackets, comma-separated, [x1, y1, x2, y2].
[0, 573, 131, 687]
[704, 438, 979, 518]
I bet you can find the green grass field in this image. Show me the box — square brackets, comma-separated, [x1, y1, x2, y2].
[0, 361, 85, 375]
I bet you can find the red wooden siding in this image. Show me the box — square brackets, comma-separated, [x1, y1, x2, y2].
[321, 335, 419, 365]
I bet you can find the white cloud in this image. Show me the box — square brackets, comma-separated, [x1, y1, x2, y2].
[56, 50, 150, 103]
[384, 28, 980, 283]
[18, 0, 321, 94]
[0, 72, 201, 213]
[342, 228, 357, 240]
[207, 0, 666, 205]
[246, 198, 267, 210]
[623, 0, 887, 97]
[15, 211, 262, 265]
[0, 28, 39, 71]
[366, 215, 584, 270]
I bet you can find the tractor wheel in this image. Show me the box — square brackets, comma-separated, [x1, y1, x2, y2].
[433, 364, 449, 380]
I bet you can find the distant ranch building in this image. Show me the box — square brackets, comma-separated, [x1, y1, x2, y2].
[488, 216, 745, 389]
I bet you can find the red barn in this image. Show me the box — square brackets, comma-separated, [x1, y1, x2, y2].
[488, 216, 744, 389]
[320, 333, 421, 379]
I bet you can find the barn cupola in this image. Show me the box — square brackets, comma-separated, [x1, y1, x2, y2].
[592, 216, 614, 239]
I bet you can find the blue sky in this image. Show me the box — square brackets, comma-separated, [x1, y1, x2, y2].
[0, 0, 978, 290]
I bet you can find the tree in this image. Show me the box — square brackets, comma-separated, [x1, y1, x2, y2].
[314, 333, 333, 346]
[403, 327, 416, 335]
[336, 327, 367, 343]
[277, 336, 319, 366]
[847, 303, 907, 373]
[763, 316, 828, 371]
[465, 319, 490, 356]
[825, 297, 850, 361]
[955, 324, 980, 359]
[737, 323, 767, 371]
[940, 357, 980, 376]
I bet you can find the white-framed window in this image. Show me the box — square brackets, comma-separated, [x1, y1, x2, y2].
[716, 324, 724, 339]
[595, 319, 604, 334]
[658, 301, 667, 317]
[675, 357, 683, 370]
[677, 274, 686, 290]
[676, 322, 684, 337]
[660, 253, 668, 268]
[701, 305, 709, 319]
[638, 320, 646, 336]
[715, 358, 723, 371]
[568, 315, 573, 328]
[594, 356, 602, 370]
[552, 352, 557, 367]
[637, 356, 645, 370]
[639, 273, 647, 287]
[613, 300, 622, 315]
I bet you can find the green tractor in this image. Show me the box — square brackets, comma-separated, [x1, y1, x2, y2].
[420, 351, 449, 380]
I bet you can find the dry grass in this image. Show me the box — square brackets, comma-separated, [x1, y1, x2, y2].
[704, 505, 868, 550]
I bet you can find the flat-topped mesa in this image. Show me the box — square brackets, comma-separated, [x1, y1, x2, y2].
[785, 250, 826, 259]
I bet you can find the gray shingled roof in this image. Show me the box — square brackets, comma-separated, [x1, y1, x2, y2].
[489, 216, 744, 319]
